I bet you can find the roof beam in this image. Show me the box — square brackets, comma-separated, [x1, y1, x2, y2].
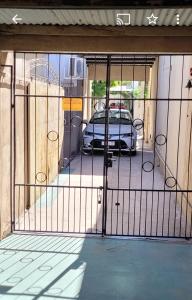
[1, 25, 192, 37]
[0, 25, 192, 53]
[1, 35, 192, 53]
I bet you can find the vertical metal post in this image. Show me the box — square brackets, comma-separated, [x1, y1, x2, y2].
[9, 64, 13, 232]
[102, 55, 111, 236]
[13, 52, 16, 231]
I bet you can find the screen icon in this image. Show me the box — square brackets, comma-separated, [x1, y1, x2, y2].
[176, 14, 180, 25]
[146, 13, 158, 25]
[116, 13, 131, 26]
[12, 14, 22, 24]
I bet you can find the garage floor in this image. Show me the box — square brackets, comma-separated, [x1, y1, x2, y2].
[15, 151, 192, 237]
[0, 234, 192, 300]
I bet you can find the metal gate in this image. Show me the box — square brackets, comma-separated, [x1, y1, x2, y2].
[13, 52, 192, 239]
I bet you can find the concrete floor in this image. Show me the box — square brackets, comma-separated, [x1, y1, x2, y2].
[59, 149, 165, 190]
[15, 151, 192, 237]
[0, 234, 192, 300]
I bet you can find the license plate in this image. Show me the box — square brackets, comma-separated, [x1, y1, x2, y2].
[101, 141, 115, 146]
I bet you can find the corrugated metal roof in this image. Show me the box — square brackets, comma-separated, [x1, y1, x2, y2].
[0, 8, 191, 26]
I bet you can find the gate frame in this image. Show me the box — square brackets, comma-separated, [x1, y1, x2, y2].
[11, 51, 192, 239]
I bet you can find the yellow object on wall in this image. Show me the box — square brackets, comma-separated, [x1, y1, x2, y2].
[62, 97, 83, 111]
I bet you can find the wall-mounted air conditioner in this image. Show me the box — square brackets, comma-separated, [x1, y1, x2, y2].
[65, 57, 86, 79]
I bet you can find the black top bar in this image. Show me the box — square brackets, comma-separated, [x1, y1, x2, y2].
[0, 0, 191, 8]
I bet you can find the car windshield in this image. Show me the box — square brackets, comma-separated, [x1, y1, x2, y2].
[90, 110, 132, 125]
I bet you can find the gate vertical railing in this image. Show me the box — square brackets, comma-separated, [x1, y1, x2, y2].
[102, 55, 111, 236]
[13, 52, 16, 232]
[10, 63, 14, 233]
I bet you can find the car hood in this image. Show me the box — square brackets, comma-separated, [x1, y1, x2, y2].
[85, 123, 135, 135]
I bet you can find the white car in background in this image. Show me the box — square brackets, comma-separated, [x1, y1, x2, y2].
[82, 109, 137, 155]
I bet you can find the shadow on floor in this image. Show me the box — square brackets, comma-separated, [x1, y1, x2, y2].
[0, 234, 192, 300]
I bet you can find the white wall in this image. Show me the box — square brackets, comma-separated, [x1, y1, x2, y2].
[156, 55, 192, 190]
[0, 52, 13, 238]
[0, 52, 65, 239]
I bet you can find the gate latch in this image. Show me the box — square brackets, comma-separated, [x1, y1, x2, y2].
[105, 151, 116, 168]
[98, 186, 103, 204]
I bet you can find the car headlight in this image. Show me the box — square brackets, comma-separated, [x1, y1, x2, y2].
[122, 132, 134, 138]
[84, 130, 94, 136]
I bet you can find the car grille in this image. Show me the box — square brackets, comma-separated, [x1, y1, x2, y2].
[90, 139, 128, 149]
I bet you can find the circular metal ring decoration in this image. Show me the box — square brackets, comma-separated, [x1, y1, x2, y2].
[133, 118, 144, 131]
[70, 115, 82, 128]
[94, 101, 106, 112]
[142, 161, 154, 172]
[80, 145, 93, 156]
[155, 134, 167, 146]
[35, 172, 47, 183]
[165, 176, 177, 189]
[47, 130, 59, 142]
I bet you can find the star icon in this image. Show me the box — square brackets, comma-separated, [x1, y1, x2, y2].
[146, 13, 158, 25]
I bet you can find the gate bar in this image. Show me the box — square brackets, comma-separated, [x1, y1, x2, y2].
[102, 54, 111, 236]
